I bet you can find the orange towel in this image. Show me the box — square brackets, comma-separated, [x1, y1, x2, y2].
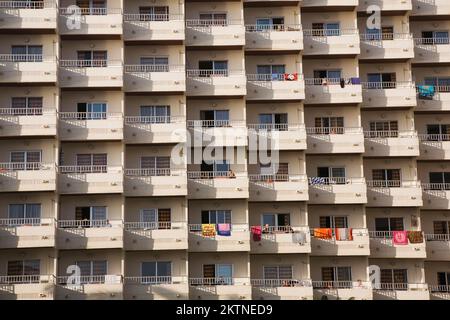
[314, 228, 333, 239]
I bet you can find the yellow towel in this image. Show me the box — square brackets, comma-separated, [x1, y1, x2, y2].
[201, 224, 216, 237]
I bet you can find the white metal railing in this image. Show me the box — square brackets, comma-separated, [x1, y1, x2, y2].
[0, 218, 42, 226]
[189, 277, 235, 286]
[374, 283, 428, 291]
[360, 33, 412, 41]
[59, 7, 122, 15]
[57, 275, 122, 285]
[304, 78, 356, 86]
[123, 13, 183, 22]
[429, 285, 450, 292]
[0, 162, 46, 171]
[58, 112, 122, 120]
[0, 275, 51, 284]
[362, 81, 415, 89]
[0, 108, 48, 116]
[425, 233, 450, 241]
[364, 130, 417, 139]
[125, 116, 184, 124]
[247, 73, 302, 81]
[124, 64, 184, 73]
[308, 177, 364, 185]
[247, 123, 305, 132]
[187, 120, 245, 128]
[0, 54, 43, 62]
[415, 38, 450, 45]
[59, 60, 122, 68]
[57, 219, 111, 228]
[124, 221, 173, 230]
[59, 165, 108, 174]
[303, 29, 359, 37]
[256, 225, 296, 234]
[418, 134, 450, 141]
[366, 180, 420, 188]
[124, 276, 173, 285]
[368, 230, 424, 239]
[251, 279, 312, 287]
[187, 171, 244, 179]
[188, 223, 248, 234]
[249, 174, 307, 183]
[185, 19, 243, 27]
[0, 1, 51, 9]
[186, 69, 244, 77]
[422, 183, 450, 191]
[312, 281, 370, 289]
[124, 168, 171, 176]
[245, 24, 302, 32]
[306, 127, 362, 135]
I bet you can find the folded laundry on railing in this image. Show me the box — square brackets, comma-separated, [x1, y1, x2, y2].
[335, 228, 353, 241]
[351, 77, 361, 85]
[407, 231, 424, 244]
[284, 73, 298, 81]
[314, 228, 333, 239]
[292, 231, 306, 244]
[201, 224, 216, 237]
[310, 177, 326, 185]
[393, 230, 408, 245]
[217, 223, 231, 236]
[417, 85, 435, 99]
[251, 226, 262, 241]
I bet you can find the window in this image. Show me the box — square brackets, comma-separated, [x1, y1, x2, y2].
[368, 121, 399, 138]
[427, 124, 450, 141]
[433, 221, 450, 235]
[372, 169, 401, 187]
[365, 26, 394, 40]
[11, 97, 43, 115]
[259, 162, 289, 181]
[375, 217, 404, 232]
[261, 213, 291, 231]
[321, 267, 352, 287]
[425, 77, 450, 92]
[76, 153, 107, 173]
[77, 102, 107, 120]
[141, 261, 172, 284]
[202, 264, 233, 285]
[140, 105, 170, 123]
[76, 260, 107, 284]
[258, 113, 288, 131]
[263, 266, 293, 282]
[200, 160, 231, 178]
[75, 206, 107, 227]
[76, 0, 107, 15]
[313, 70, 342, 85]
[77, 50, 107, 67]
[201, 210, 232, 224]
[429, 172, 450, 190]
[8, 204, 41, 226]
[198, 13, 227, 26]
[317, 167, 346, 184]
[140, 156, 170, 176]
[139, 6, 169, 21]
[11, 45, 42, 62]
[140, 57, 169, 72]
[254, 17, 285, 31]
[312, 22, 341, 36]
[367, 73, 397, 89]
[256, 65, 286, 81]
[437, 272, 450, 291]
[421, 31, 449, 45]
[320, 216, 348, 228]
[380, 269, 408, 290]
[7, 260, 40, 283]
[314, 117, 344, 134]
[10, 151, 41, 170]
[140, 208, 171, 229]
[200, 110, 230, 127]
[198, 60, 228, 77]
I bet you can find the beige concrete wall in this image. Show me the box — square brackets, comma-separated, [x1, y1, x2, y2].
[60, 141, 123, 167]
[246, 102, 304, 124]
[310, 256, 369, 282]
[125, 95, 185, 117]
[364, 158, 418, 182]
[187, 98, 245, 121]
[245, 54, 302, 74]
[248, 150, 306, 175]
[302, 11, 357, 30]
[0, 87, 58, 110]
[425, 261, 450, 285]
[0, 248, 55, 275]
[410, 20, 450, 38]
[0, 34, 58, 59]
[360, 62, 413, 82]
[59, 194, 123, 221]
[304, 105, 361, 128]
[125, 250, 187, 277]
[303, 58, 359, 79]
[415, 114, 450, 134]
[124, 0, 183, 15]
[185, 1, 243, 21]
[186, 50, 245, 71]
[244, 6, 301, 26]
[0, 192, 56, 219]
[60, 91, 123, 113]
[124, 45, 184, 65]
[358, 16, 410, 34]
[421, 210, 450, 234]
[361, 109, 415, 131]
[125, 197, 187, 223]
[60, 0, 122, 9]
[61, 40, 123, 61]
[248, 202, 308, 226]
[250, 254, 310, 280]
[188, 252, 249, 278]
[188, 199, 248, 224]
[366, 207, 422, 231]
[58, 249, 123, 276]
[369, 258, 426, 284]
[306, 154, 364, 178]
[0, 139, 56, 164]
[308, 204, 366, 228]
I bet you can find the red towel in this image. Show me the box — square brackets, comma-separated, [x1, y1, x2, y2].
[393, 231, 408, 245]
[251, 226, 262, 241]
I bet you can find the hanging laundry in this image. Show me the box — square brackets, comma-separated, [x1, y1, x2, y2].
[392, 230, 408, 245]
[217, 223, 231, 236]
[335, 228, 353, 241]
[284, 73, 298, 81]
[340, 78, 346, 88]
[314, 228, 333, 239]
[251, 226, 262, 241]
[417, 85, 435, 100]
[292, 231, 306, 244]
[201, 224, 216, 237]
[407, 231, 424, 244]
[321, 78, 328, 86]
[351, 77, 361, 85]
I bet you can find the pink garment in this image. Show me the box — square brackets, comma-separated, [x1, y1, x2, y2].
[393, 231, 408, 245]
[217, 223, 231, 236]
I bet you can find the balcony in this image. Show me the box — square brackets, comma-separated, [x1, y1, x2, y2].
[306, 127, 365, 154]
[124, 276, 189, 300]
[124, 64, 185, 93]
[124, 116, 186, 144]
[0, 218, 55, 248]
[0, 163, 56, 192]
[188, 224, 250, 252]
[58, 112, 123, 141]
[416, 84, 450, 111]
[364, 131, 420, 157]
[249, 226, 311, 254]
[59, 60, 123, 88]
[303, 29, 360, 56]
[307, 177, 367, 204]
[411, 0, 450, 16]
[124, 169, 187, 197]
[368, 231, 427, 258]
[187, 171, 249, 199]
[425, 234, 450, 260]
[358, 0, 412, 12]
[373, 283, 430, 300]
[312, 281, 373, 300]
[310, 228, 370, 256]
[189, 278, 251, 300]
[251, 279, 313, 300]
[0, 1, 57, 30]
[56, 219, 123, 249]
[304, 78, 362, 104]
[429, 285, 450, 300]
[246, 74, 305, 101]
[0, 275, 55, 300]
[422, 183, 450, 209]
[185, 20, 245, 47]
[302, 0, 358, 7]
[186, 69, 246, 96]
[0, 54, 57, 84]
[59, 7, 122, 36]
[419, 134, 450, 160]
[366, 180, 423, 207]
[248, 174, 309, 201]
[247, 123, 307, 150]
[124, 222, 188, 251]
[187, 120, 248, 147]
[0, 108, 56, 137]
[56, 275, 123, 300]
[414, 38, 450, 64]
[123, 14, 185, 42]
[362, 82, 417, 108]
[245, 24, 303, 51]
[58, 165, 123, 194]
[360, 34, 414, 60]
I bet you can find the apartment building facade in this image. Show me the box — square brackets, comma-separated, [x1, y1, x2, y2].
[0, 0, 449, 300]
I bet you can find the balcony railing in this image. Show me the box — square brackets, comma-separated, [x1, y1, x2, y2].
[247, 73, 302, 81]
[0, 107, 49, 116]
[124, 64, 184, 73]
[312, 281, 370, 289]
[123, 221, 173, 230]
[0, 217, 42, 226]
[415, 38, 450, 45]
[362, 81, 415, 90]
[306, 127, 363, 135]
[0, 1, 53, 9]
[123, 14, 183, 22]
[186, 69, 244, 78]
[418, 134, 450, 141]
[0, 162, 48, 171]
[125, 116, 184, 124]
[124, 276, 174, 285]
[57, 219, 111, 228]
[188, 224, 248, 235]
[189, 277, 235, 286]
[308, 177, 364, 185]
[366, 180, 420, 188]
[425, 233, 450, 241]
[59, 165, 108, 174]
[0, 274, 52, 284]
[59, 7, 122, 15]
[251, 279, 312, 287]
[373, 283, 428, 291]
[303, 29, 359, 37]
[185, 19, 243, 27]
[429, 285, 450, 293]
[422, 183, 450, 191]
[57, 275, 122, 285]
[124, 168, 172, 177]
[304, 78, 358, 86]
[249, 174, 307, 183]
[187, 171, 245, 179]
[245, 24, 302, 33]
[187, 120, 246, 128]
[59, 112, 122, 120]
[368, 230, 424, 239]
[360, 33, 412, 41]
[59, 60, 122, 68]
[0, 54, 44, 62]
[364, 130, 417, 138]
[247, 123, 305, 132]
